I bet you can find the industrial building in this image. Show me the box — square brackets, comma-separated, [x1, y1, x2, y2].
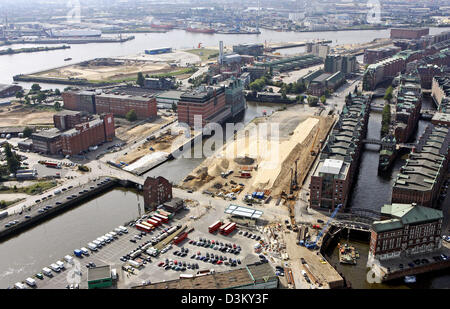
[144, 47, 172, 55]
[155, 90, 184, 109]
[143, 77, 175, 90]
[306, 70, 346, 96]
[95, 92, 157, 119]
[254, 54, 323, 73]
[87, 265, 113, 289]
[177, 86, 230, 128]
[364, 46, 401, 65]
[309, 94, 370, 210]
[132, 262, 278, 289]
[307, 43, 330, 59]
[31, 113, 115, 155]
[143, 176, 173, 210]
[390, 28, 430, 40]
[53, 110, 87, 131]
[232, 43, 264, 57]
[369, 203, 443, 261]
[0, 83, 22, 98]
[392, 125, 450, 208]
[62, 90, 157, 119]
[221, 77, 246, 117]
[431, 75, 450, 112]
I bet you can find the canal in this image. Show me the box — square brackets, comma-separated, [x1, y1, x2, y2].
[324, 97, 450, 289]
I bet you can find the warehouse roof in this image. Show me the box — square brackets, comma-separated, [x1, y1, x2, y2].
[87, 265, 111, 282]
[225, 205, 263, 219]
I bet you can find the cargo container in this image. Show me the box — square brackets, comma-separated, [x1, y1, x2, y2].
[130, 250, 142, 259]
[173, 232, 188, 245]
[167, 226, 179, 235]
[208, 220, 223, 233]
[136, 223, 152, 233]
[153, 213, 169, 223]
[221, 222, 236, 236]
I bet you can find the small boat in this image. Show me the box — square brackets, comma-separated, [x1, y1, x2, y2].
[64, 57, 72, 61]
[404, 276, 416, 284]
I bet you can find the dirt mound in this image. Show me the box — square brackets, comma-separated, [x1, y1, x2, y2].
[234, 156, 255, 165]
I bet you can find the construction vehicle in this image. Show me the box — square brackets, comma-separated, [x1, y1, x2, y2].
[305, 204, 342, 250]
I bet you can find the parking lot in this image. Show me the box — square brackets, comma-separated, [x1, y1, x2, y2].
[28, 198, 267, 289]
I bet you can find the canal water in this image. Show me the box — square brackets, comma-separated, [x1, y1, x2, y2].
[0, 188, 144, 288]
[324, 96, 450, 289]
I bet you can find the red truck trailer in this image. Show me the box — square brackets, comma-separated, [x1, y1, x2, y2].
[208, 220, 223, 234]
[221, 222, 236, 236]
[173, 232, 188, 245]
[219, 222, 231, 234]
[136, 223, 152, 233]
[140, 221, 154, 230]
[147, 218, 159, 227]
[44, 162, 62, 169]
[153, 213, 169, 223]
[151, 216, 163, 224]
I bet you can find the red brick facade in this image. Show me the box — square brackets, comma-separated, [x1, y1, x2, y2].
[143, 176, 173, 210]
[95, 94, 157, 119]
[178, 88, 226, 128]
[390, 28, 429, 40]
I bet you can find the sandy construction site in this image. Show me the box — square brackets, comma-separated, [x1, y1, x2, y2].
[0, 103, 55, 127]
[181, 105, 335, 199]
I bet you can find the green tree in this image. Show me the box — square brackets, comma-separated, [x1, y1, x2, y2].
[307, 95, 319, 107]
[125, 109, 138, 122]
[384, 86, 393, 103]
[23, 127, 33, 138]
[381, 103, 391, 137]
[54, 101, 62, 111]
[3, 143, 20, 174]
[24, 96, 30, 105]
[172, 103, 177, 112]
[54, 89, 61, 96]
[320, 95, 327, 104]
[137, 72, 145, 87]
[31, 83, 41, 92]
[15, 90, 24, 99]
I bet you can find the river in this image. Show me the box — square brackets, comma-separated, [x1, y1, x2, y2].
[0, 28, 449, 289]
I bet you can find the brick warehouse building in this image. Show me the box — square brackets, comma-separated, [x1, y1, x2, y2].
[31, 113, 115, 155]
[369, 203, 443, 261]
[95, 92, 157, 119]
[53, 110, 87, 131]
[309, 94, 370, 210]
[390, 28, 429, 40]
[60, 113, 115, 155]
[143, 176, 173, 210]
[391, 125, 450, 208]
[62, 90, 157, 119]
[177, 86, 231, 128]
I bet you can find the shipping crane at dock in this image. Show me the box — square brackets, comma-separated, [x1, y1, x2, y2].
[305, 204, 342, 250]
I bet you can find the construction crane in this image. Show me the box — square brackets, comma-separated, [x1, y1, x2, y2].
[310, 129, 320, 156]
[305, 204, 342, 250]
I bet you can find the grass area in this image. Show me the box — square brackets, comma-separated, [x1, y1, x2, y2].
[185, 48, 219, 62]
[0, 181, 58, 195]
[0, 198, 25, 209]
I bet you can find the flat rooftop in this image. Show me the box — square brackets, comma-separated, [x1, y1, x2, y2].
[87, 265, 111, 282]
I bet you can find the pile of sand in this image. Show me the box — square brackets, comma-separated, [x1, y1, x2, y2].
[234, 156, 255, 165]
[208, 158, 229, 177]
[252, 117, 319, 191]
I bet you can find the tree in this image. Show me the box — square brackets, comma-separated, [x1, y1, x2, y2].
[24, 96, 30, 105]
[54, 89, 61, 96]
[320, 95, 327, 104]
[307, 95, 319, 107]
[31, 83, 41, 92]
[384, 86, 393, 103]
[54, 102, 62, 111]
[125, 109, 138, 122]
[23, 127, 33, 138]
[172, 103, 177, 112]
[3, 143, 20, 174]
[381, 103, 391, 137]
[36, 92, 46, 103]
[15, 90, 24, 99]
[137, 72, 145, 87]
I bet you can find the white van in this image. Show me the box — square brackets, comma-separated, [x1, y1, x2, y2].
[118, 226, 128, 233]
[14, 282, 27, 289]
[50, 263, 60, 272]
[25, 277, 36, 287]
[56, 261, 65, 270]
[92, 240, 102, 248]
[42, 267, 53, 277]
[111, 268, 118, 280]
[109, 231, 118, 238]
[64, 255, 74, 264]
[88, 243, 97, 251]
[114, 228, 123, 235]
[96, 237, 106, 245]
[80, 247, 89, 255]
